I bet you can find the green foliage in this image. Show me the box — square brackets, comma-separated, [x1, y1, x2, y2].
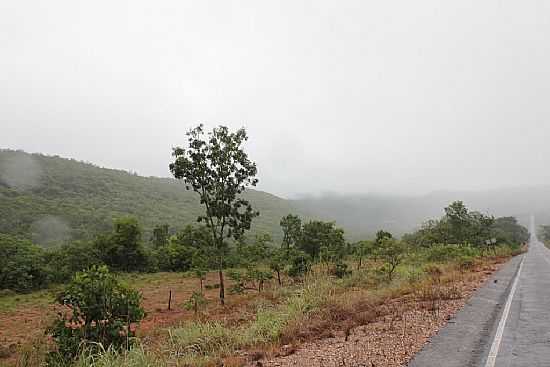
[234, 234, 272, 267]
[269, 248, 288, 285]
[286, 249, 311, 278]
[169, 125, 260, 304]
[352, 240, 375, 269]
[183, 291, 208, 315]
[404, 201, 496, 247]
[280, 214, 302, 250]
[95, 217, 148, 272]
[421, 243, 481, 263]
[491, 217, 529, 245]
[0, 234, 49, 292]
[48, 266, 145, 364]
[45, 241, 104, 284]
[376, 238, 407, 280]
[247, 268, 273, 292]
[334, 262, 352, 278]
[375, 230, 392, 245]
[153, 224, 216, 273]
[151, 224, 169, 248]
[444, 201, 494, 245]
[226, 268, 273, 294]
[226, 270, 246, 294]
[298, 220, 345, 260]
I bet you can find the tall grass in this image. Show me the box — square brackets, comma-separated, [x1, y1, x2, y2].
[64, 243, 519, 367]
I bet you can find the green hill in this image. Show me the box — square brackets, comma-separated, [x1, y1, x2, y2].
[0, 150, 298, 246]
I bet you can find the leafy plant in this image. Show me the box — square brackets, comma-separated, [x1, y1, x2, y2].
[183, 291, 208, 316]
[170, 125, 259, 305]
[0, 234, 48, 292]
[47, 266, 145, 364]
[376, 238, 407, 281]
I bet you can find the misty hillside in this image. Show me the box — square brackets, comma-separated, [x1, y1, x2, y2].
[294, 188, 550, 238]
[1, 150, 547, 246]
[0, 150, 299, 245]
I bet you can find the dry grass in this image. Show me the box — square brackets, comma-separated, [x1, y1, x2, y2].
[1, 248, 517, 367]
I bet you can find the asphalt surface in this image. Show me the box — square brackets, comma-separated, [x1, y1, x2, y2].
[494, 237, 550, 367]
[410, 225, 550, 366]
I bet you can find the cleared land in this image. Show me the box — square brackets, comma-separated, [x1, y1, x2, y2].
[0, 247, 521, 367]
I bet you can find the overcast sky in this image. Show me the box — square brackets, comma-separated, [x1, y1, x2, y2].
[2, 1, 550, 198]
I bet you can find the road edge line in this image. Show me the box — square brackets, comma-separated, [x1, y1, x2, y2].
[483, 255, 525, 367]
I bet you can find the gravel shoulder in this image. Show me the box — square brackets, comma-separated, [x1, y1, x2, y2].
[252, 256, 518, 367]
[408, 254, 523, 367]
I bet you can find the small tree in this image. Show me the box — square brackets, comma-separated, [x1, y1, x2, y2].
[151, 224, 170, 247]
[247, 268, 273, 292]
[48, 266, 145, 364]
[376, 238, 407, 281]
[191, 253, 209, 293]
[269, 248, 288, 286]
[354, 240, 374, 270]
[375, 230, 393, 245]
[286, 248, 311, 279]
[170, 125, 259, 305]
[298, 220, 346, 260]
[184, 291, 207, 316]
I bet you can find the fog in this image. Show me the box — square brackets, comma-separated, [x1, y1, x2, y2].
[2, 1, 550, 198]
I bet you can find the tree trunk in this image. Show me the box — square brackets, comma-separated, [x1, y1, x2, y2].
[277, 270, 281, 286]
[218, 268, 225, 305]
[200, 278, 204, 294]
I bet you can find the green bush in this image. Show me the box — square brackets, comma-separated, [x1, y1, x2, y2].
[44, 241, 104, 284]
[47, 266, 146, 365]
[0, 234, 49, 292]
[423, 244, 480, 263]
[286, 250, 311, 278]
[333, 262, 352, 278]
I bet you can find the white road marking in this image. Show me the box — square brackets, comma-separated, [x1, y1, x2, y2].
[484, 256, 525, 367]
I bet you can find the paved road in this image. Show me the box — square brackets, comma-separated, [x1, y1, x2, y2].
[494, 230, 550, 366]
[410, 218, 550, 367]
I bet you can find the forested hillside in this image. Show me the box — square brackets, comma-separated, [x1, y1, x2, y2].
[0, 150, 297, 245]
[1, 149, 544, 246]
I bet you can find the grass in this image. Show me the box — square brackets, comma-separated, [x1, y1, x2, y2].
[3, 244, 522, 367]
[0, 286, 59, 312]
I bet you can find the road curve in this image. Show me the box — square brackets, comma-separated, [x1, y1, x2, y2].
[409, 223, 550, 366]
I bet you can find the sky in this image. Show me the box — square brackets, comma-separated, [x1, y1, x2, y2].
[2, 0, 550, 198]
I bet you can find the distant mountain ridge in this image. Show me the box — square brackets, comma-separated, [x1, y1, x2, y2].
[1, 149, 546, 245]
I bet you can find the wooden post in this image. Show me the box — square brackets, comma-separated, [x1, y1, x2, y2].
[168, 290, 172, 311]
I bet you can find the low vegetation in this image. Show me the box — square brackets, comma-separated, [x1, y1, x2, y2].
[0, 125, 529, 366]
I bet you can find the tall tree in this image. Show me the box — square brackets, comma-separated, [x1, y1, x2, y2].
[280, 214, 302, 251]
[169, 125, 259, 305]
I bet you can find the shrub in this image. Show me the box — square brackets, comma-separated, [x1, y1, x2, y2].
[183, 292, 208, 316]
[423, 244, 479, 263]
[333, 262, 352, 278]
[376, 238, 407, 281]
[0, 234, 49, 292]
[286, 251, 311, 279]
[47, 265, 145, 364]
